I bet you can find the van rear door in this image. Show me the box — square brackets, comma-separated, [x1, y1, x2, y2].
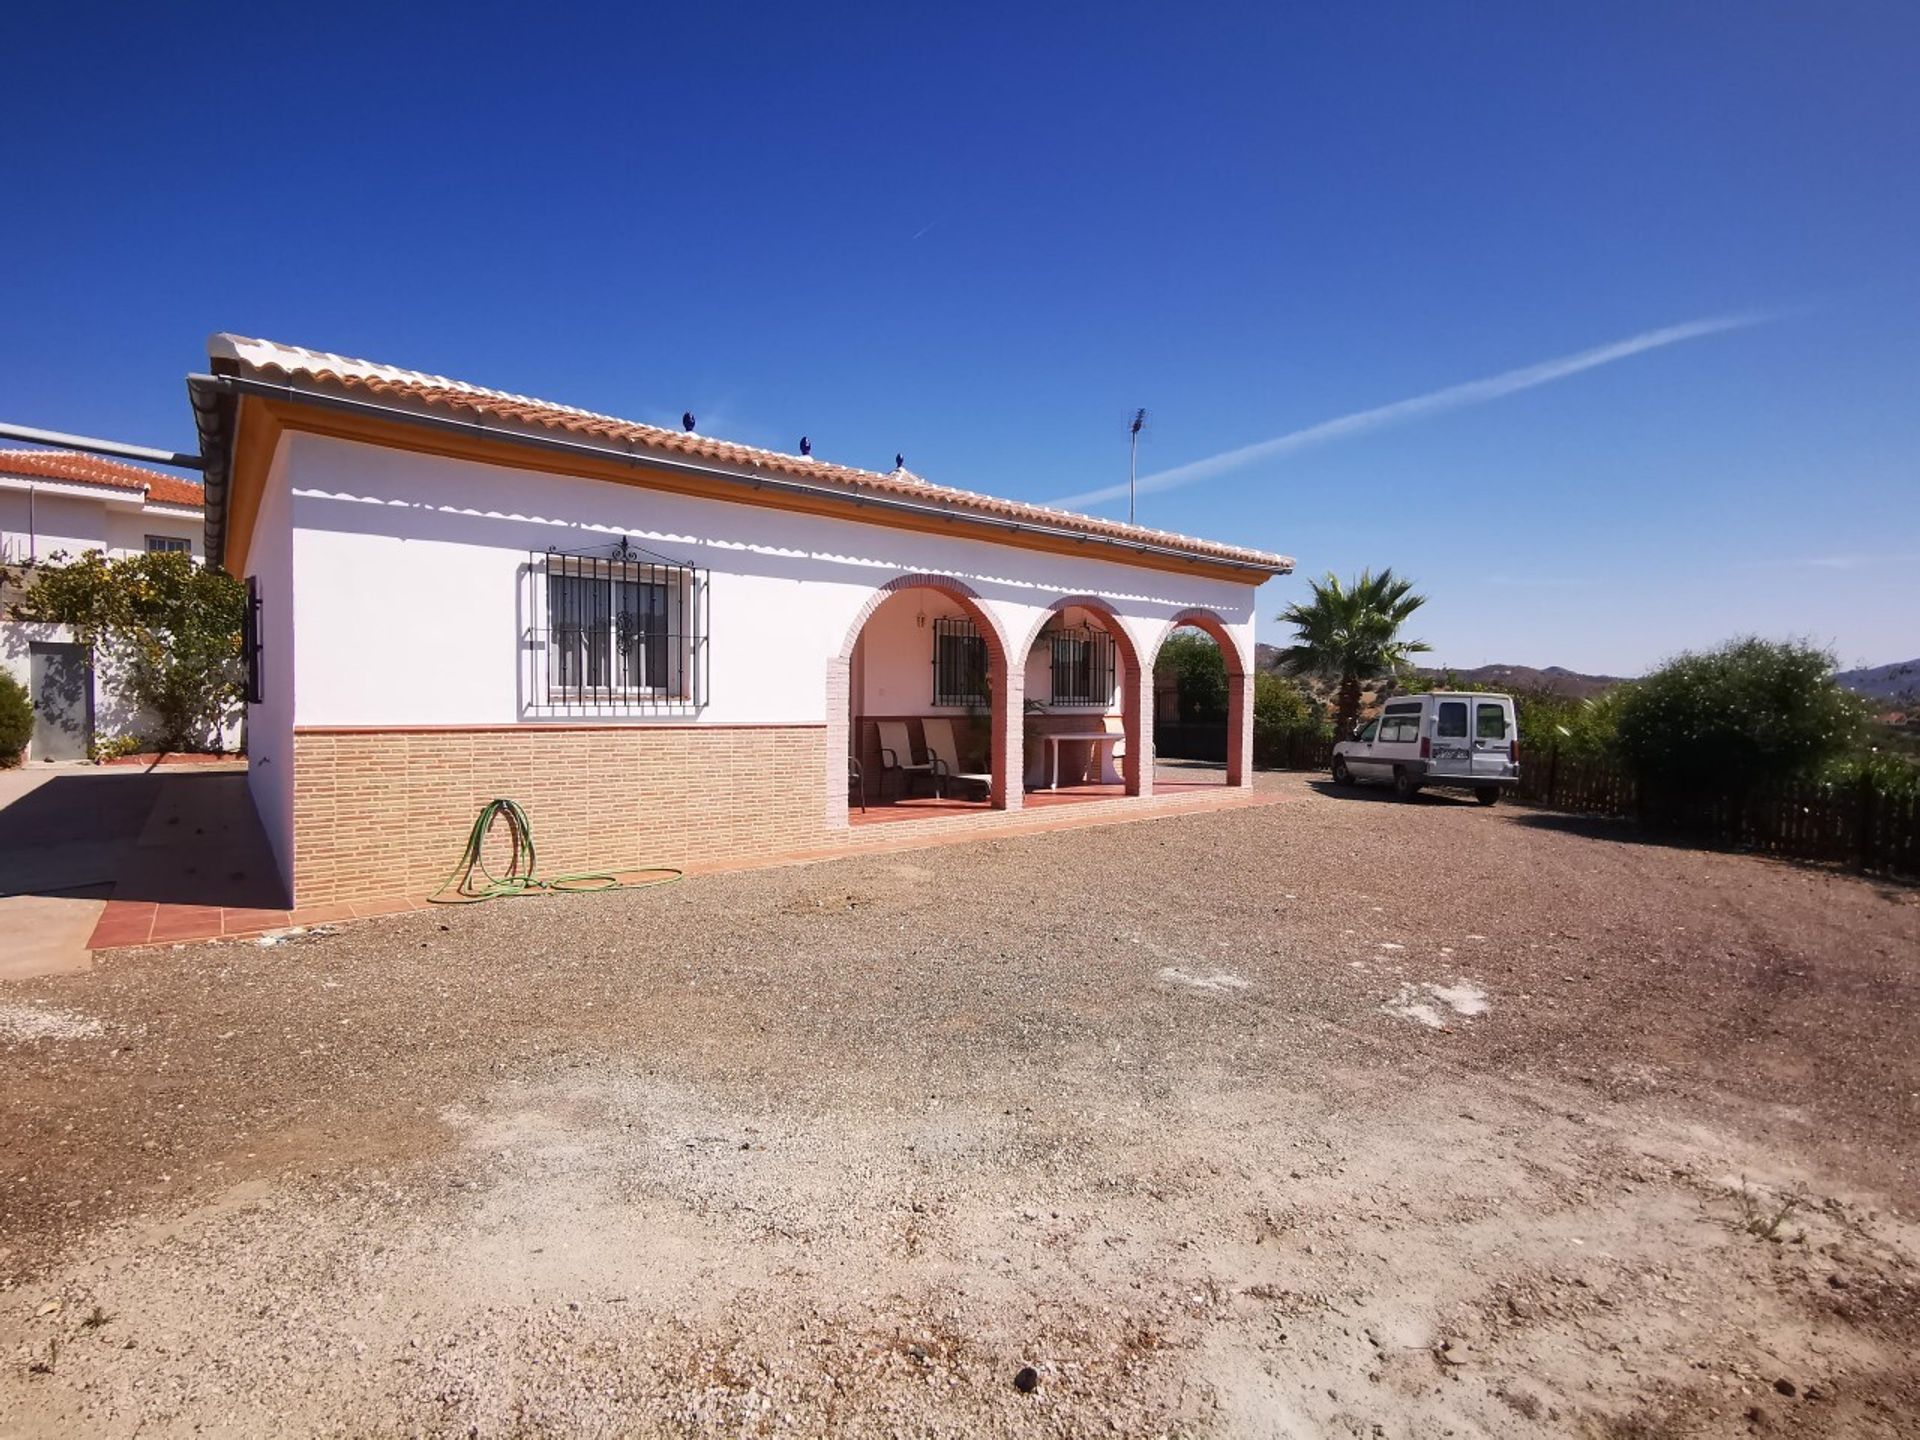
[1430, 698, 1473, 778]
[1472, 699, 1513, 776]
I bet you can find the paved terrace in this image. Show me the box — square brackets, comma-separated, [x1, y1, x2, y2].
[0, 762, 1277, 959]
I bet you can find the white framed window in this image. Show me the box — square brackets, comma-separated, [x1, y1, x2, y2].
[547, 565, 672, 697]
[145, 535, 191, 554]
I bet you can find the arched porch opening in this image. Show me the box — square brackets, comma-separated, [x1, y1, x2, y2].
[1015, 597, 1150, 799]
[1148, 608, 1255, 788]
[825, 574, 1017, 829]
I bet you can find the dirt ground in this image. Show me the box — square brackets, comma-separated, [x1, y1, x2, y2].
[2, 772, 1917, 1438]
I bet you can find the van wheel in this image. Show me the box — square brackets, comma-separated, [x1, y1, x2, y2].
[1393, 767, 1420, 800]
[1476, 786, 1500, 806]
[1332, 758, 1353, 786]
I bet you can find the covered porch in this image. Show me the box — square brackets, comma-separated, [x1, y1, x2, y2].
[840, 580, 1252, 825]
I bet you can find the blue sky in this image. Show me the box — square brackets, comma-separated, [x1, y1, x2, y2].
[3, 3, 1915, 674]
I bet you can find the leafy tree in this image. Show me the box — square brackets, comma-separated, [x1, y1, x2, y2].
[6, 551, 245, 752]
[1156, 630, 1228, 723]
[1253, 672, 1328, 764]
[1275, 569, 1430, 739]
[0, 672, 30, 766]
[1613, 638, 1867, 801]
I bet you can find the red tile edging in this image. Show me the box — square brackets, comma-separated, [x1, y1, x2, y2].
[86, 786, 1281, 953]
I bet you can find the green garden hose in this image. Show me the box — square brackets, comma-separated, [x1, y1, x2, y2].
[427, 797, 683, 904]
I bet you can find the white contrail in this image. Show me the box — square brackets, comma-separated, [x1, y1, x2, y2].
[1050, 312, 1773, 510]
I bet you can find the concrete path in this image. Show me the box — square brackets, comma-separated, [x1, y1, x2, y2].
[0, 761, 258, 978]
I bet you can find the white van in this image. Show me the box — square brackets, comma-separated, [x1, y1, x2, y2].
[1331, 692, 1520, 804]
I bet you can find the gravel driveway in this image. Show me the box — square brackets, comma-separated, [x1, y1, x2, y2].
[3, 773, 1917, 1437]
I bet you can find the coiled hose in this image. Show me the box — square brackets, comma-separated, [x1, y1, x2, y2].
[427, 797, 683, 904]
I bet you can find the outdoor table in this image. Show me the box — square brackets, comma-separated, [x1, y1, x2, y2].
[1041, 730, 1122, 790]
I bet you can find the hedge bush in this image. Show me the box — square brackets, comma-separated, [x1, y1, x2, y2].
[1613, 638, 1867, 801]
[0, 672, 31, 767]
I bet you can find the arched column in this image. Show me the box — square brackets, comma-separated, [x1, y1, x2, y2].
[1016, 596, 1151, 798]
[826, 573, 1017, 829]
[1149, 609, 1255, 788]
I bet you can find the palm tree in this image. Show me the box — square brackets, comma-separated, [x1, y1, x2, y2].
[1275, 569, 1431, 739]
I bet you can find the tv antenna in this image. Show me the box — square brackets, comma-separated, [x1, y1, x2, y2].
[1128, 408, 1148, 524]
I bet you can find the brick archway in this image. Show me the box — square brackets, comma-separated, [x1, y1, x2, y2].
[1147, 608, 1254, 788]
[825, 574, 1018, 829]
[1017, 597, 1151, 797]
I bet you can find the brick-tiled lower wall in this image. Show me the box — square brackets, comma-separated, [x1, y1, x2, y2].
[291, 725, 831, 906]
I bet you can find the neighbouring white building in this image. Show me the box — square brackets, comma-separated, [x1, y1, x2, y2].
[185, 336, 1293, 908]
[0, 448, 208, 761]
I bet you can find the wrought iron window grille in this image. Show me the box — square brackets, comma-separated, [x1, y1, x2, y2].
[931, 615, 989, 707]
[524, 536, 709, 715]
[242, 575, 263, 706]
[1047, 622, 1115, 707]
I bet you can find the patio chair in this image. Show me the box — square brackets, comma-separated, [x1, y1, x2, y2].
[920, 718, 992, 800]
[875, 720, 939, 800]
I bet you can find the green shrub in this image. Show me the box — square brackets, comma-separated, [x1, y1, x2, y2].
[1613, 638, 1867, 800]
[1254, 672, 1329, 764]
[1817, 748, 1920, 798]
[1156, 631, 1228, 723]
[7, 550, 243, 752]
[89, 733, 148, 763]
[0, 671, 30, 766]
[1523, 684, 1631, 759]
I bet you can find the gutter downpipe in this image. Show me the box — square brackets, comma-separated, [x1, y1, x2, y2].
[191, 373, 1293, 581]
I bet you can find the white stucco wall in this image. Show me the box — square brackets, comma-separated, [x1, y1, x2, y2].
[0, 621, 80, 763]
[273, 431, 1259, 730]
[855, 590, 971, 714]
[0, 485, 202, 565]
[244, 445, 297, 901]
[103, 506, 203, 558]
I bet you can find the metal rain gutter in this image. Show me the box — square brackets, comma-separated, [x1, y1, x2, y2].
[187, 375, 237, 568]
[0, 421, 204, 471]
[190, 372, 1294, 580]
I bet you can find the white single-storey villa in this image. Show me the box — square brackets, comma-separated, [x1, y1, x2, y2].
[185, 336, 1293, 907]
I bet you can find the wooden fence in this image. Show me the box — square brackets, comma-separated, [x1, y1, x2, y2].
[1155, 725, 1337, 771]
[1511, 746, 1917, 877]
[1153, 721, 1227, 764]
[1248, 734, 1918, 879]
[1258, 730, 1336, 772]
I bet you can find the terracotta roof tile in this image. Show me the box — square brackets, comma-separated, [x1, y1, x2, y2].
[142, 473, 208, 508]
[208, 335, 1292, 573]
[0, 448, 204, 511]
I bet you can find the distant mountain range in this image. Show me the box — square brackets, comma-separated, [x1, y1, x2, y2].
[1834, 660, 1920, 703]
[1252, 647, 1920, 706]
[1253, 646, 1623, 699]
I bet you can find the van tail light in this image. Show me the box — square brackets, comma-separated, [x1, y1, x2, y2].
[1420, 736, 1431, 760]
[1508, 741, 1516, 762]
